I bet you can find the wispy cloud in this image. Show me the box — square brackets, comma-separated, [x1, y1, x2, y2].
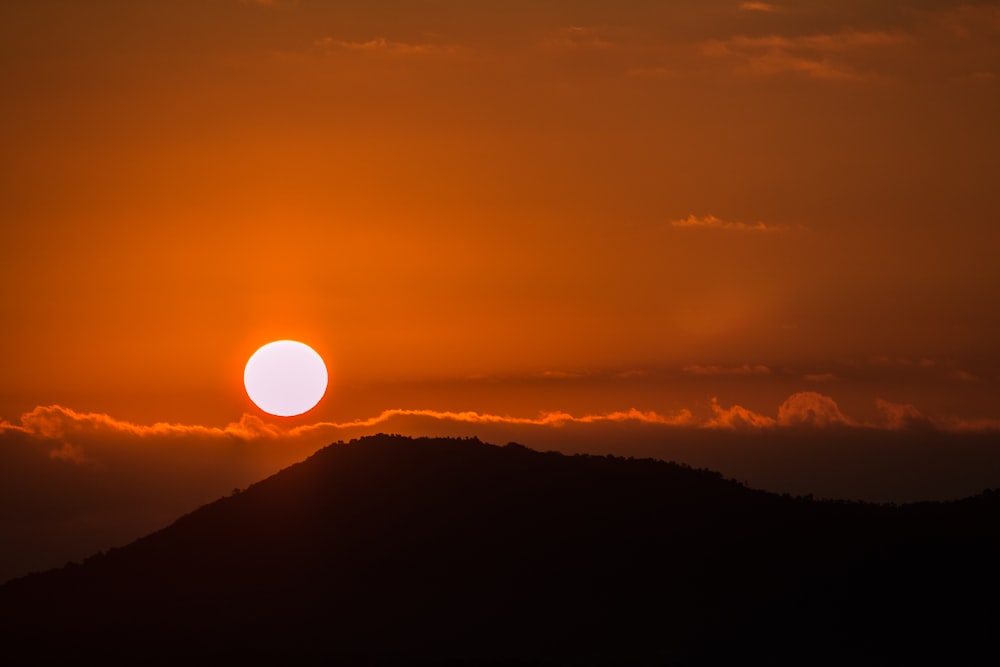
[718, 32, 906, 52]
[703, 30, 906, 81]
[683, 364, 772, 376]
[540, 25, 618, 50]
[540, 370, 587, 379]
[47, 442, 89, 464]
[0, 405, 698, 445]
[671, 214, 793, 232]
[240, 0, 297, 7]
[944, 417, 1000, 432]
[314, 36, 457, 56]
[7, 405, 287, 440]
[740, 2, 780, 13]
[288, 407, 698, 433]
[951, 370, 980, 383]
[876, 398, 927, 430]
[803, 373, 838, 383]
[5, 389, 1000, 467]
[962, 71, 996, 81]
[625, 66, 679, 79]
[932, 3, 1000, 41]
[868, 355, 920, 368]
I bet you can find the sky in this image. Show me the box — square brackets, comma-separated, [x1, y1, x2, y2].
[2, 0, 1000, 581]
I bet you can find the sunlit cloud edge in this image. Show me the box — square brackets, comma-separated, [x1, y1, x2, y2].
[4, 393, 999, 448]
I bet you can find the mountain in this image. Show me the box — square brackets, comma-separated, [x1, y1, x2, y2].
[2, 434, 998, 665]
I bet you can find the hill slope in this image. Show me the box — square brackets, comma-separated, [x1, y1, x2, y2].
[2, 434, 999, 665]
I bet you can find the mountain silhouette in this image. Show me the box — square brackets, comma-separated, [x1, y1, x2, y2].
[2, 434, 998, 665]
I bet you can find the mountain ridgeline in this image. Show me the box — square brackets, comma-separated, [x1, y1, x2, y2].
[2, 434, 998, 665]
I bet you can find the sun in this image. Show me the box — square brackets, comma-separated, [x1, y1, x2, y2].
[244, 340, 328, 417]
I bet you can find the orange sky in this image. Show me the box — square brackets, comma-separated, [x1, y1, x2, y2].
[2, 0, 999, 425]
[2, 0, 1000, 582]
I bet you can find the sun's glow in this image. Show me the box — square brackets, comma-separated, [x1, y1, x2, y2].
[244, 340, 328, 417]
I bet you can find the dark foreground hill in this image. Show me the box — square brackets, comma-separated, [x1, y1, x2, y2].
[1, 434, 999, 665]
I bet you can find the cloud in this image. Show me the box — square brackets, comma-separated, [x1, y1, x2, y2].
[0, 404, 698, 447]
[704, 393, 857, 430]
[625, 66, 678, 79]
[868, 355, 912, 367]
[615, 369, 649, 379]
[9, 405, 286, 441]
[540, 370, 586, 379]
[540, 26, 618, 50]
[740, 2, 779, 12]
[682, 364, 772, 376]
[726, 33, 906, 51]
[294, 407, 696, 433]
[8, 392, 999, 446]
[47, 442, 89, 465]
[867, 355, 936, 370]
[702, 30, 906, 81]
[705, 397, 776, 429]
[876, 399, 928, 430]
[671, 214, 793, 232]
[314, 37, 457, 56]
[777, 392, 854, 427]
[729, 51, 861, 80]
[240, 0, 297, 7]
[5, 390, 1000, 468]
[946, 417, 1000, 432]
[859, 357, 982, 384]
[932, 4, 1000, 41]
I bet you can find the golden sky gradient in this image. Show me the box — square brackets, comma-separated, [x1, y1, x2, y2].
[2, 1, 999, 424]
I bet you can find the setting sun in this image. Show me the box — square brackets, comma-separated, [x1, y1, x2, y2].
[244, 340, 328, 417]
